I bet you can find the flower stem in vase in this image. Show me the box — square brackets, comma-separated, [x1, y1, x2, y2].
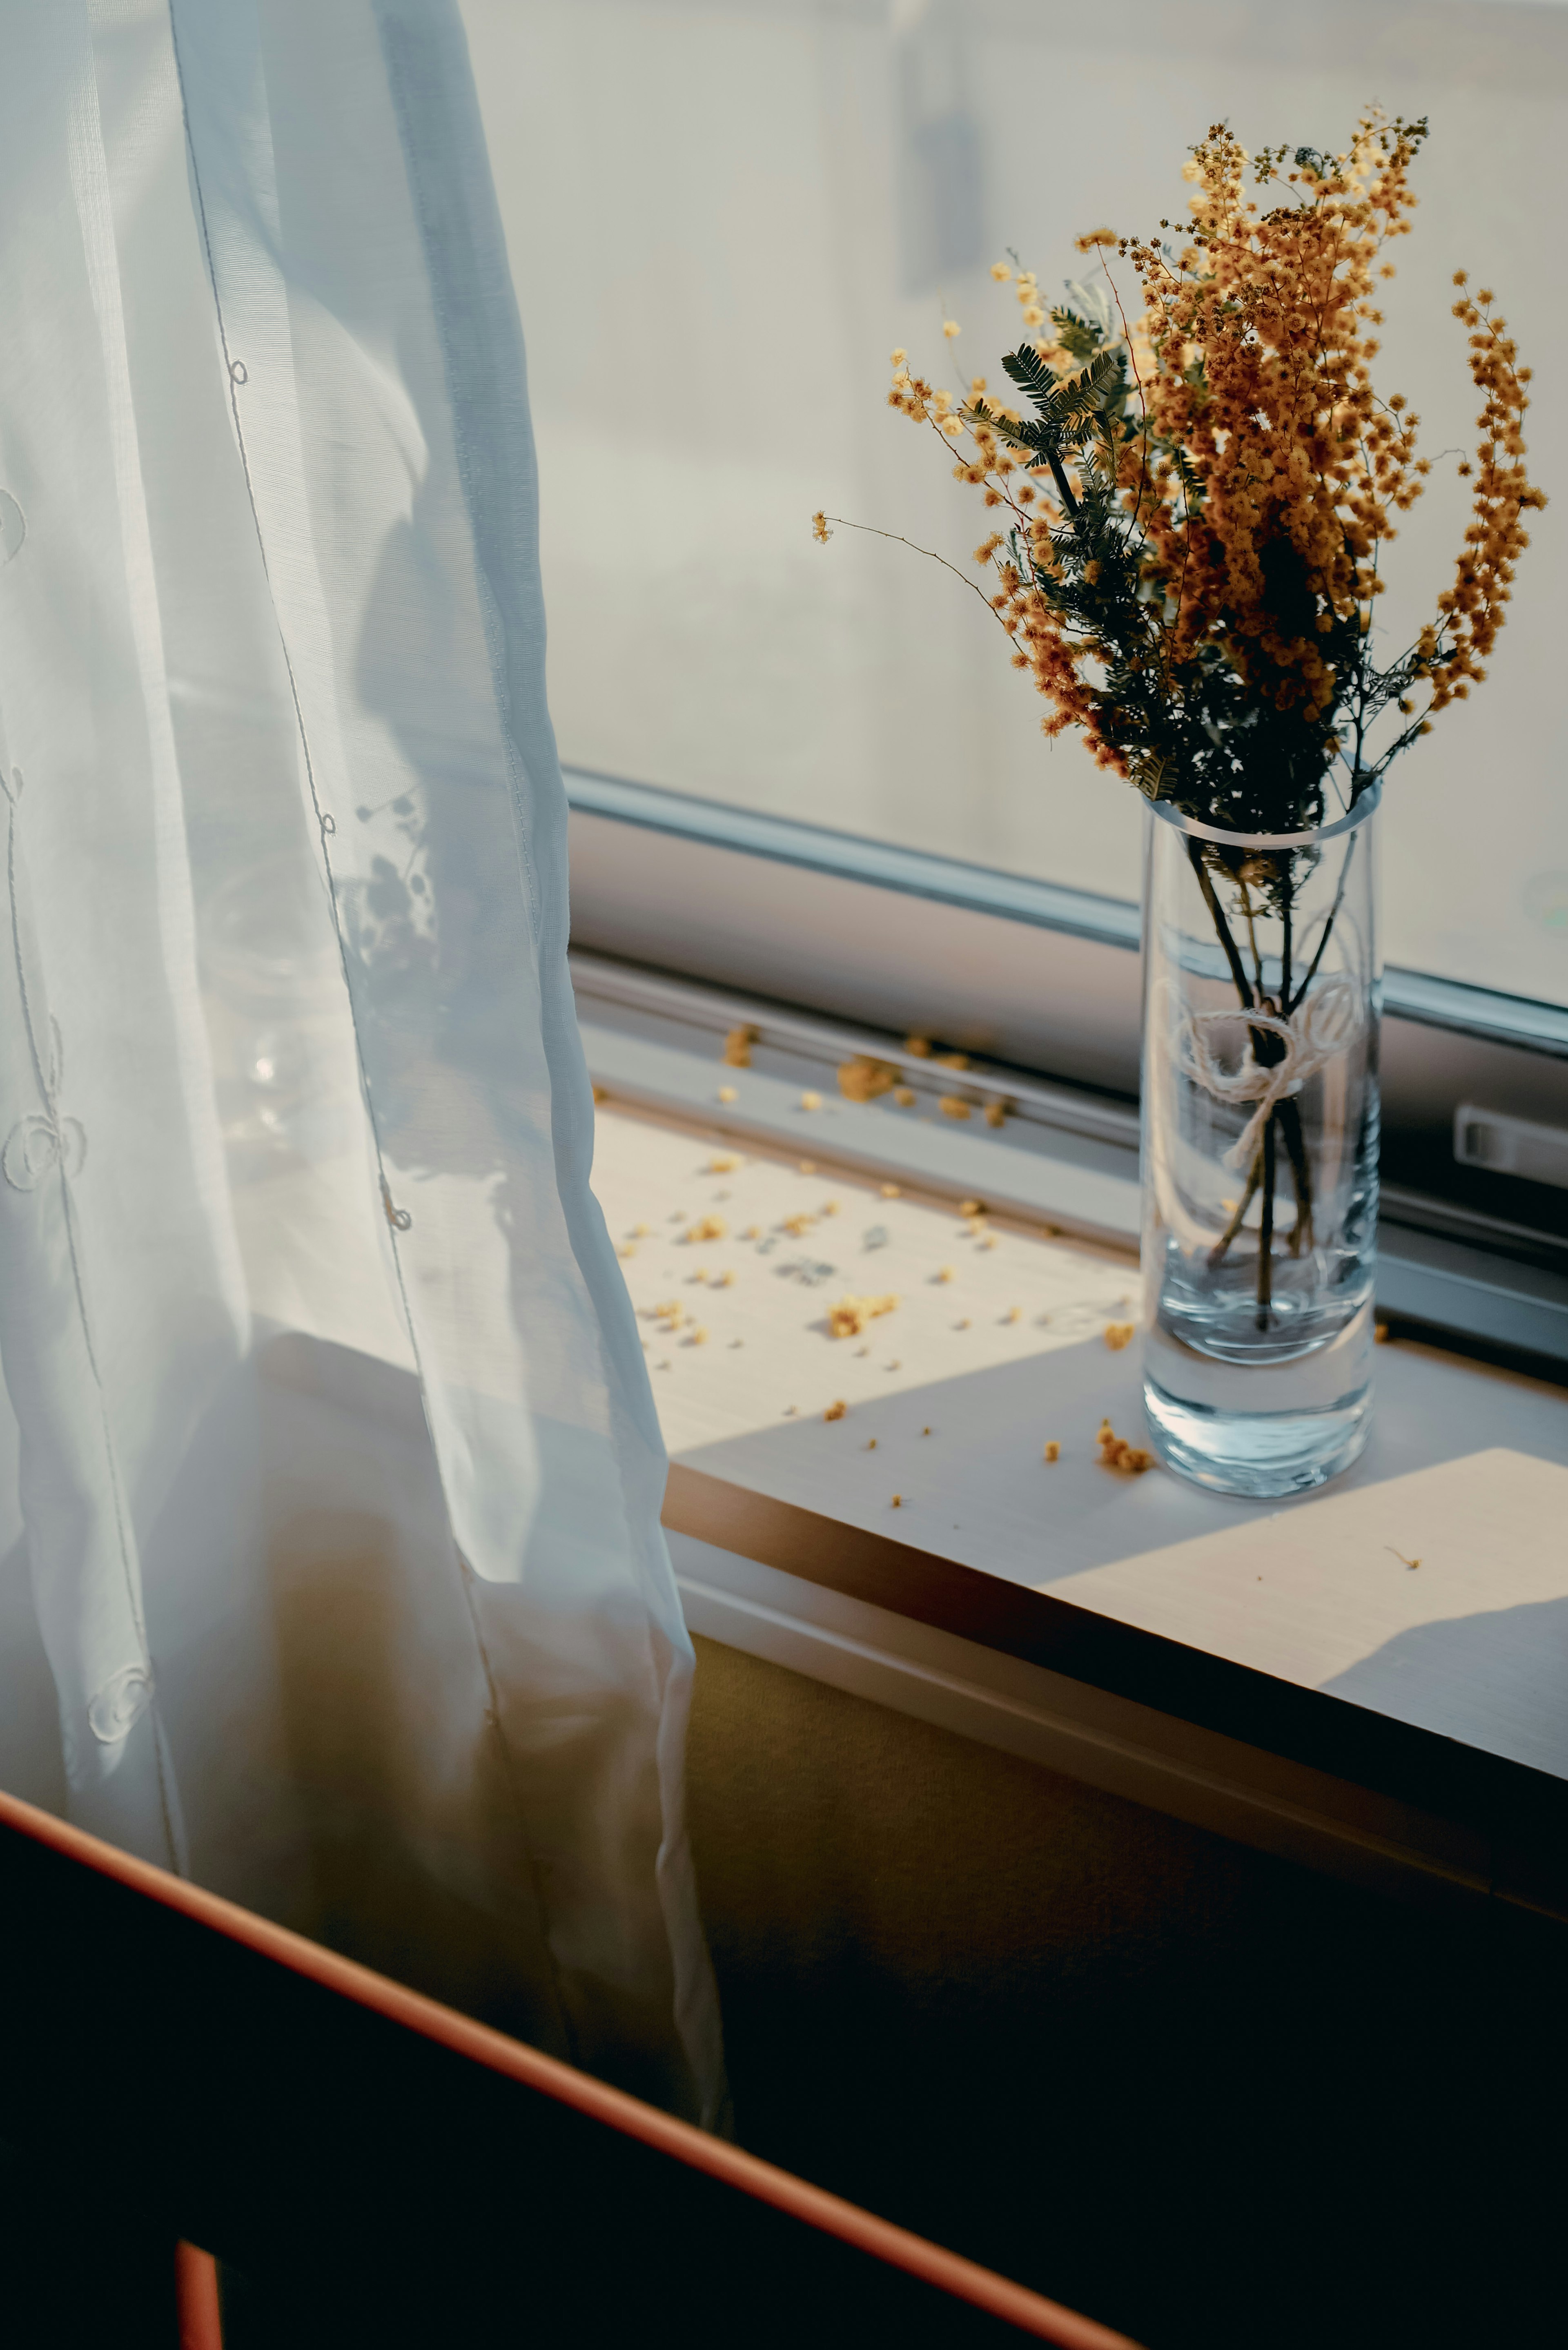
[1257, 1112, 1278, 1329]
[1209, 1153, 1262, 1269]
[1277, 1099, 1315, 1255]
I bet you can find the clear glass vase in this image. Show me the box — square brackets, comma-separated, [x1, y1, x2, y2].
[1139, 785, 1381, 1497]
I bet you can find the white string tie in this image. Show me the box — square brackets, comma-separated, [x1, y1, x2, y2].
[1179, 973, 1361, 1172]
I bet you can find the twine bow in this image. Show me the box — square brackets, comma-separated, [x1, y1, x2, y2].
[1178, 973, 1361, 1172]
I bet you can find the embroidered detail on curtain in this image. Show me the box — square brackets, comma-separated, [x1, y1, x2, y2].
[0, 491, 25, 562]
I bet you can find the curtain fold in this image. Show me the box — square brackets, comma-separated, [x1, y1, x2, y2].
[0, 0, 722, 2126]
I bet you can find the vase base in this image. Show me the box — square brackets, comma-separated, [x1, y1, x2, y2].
[1142, 1373, 1370, 1498]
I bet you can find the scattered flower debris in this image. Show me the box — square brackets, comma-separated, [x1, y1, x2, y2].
[708, 1154, 740, 1174]
[799, 1159, 817, 1175]
[890, 1493, 903, 1507]
[939, 1096, 971, 1120]
[839, 1055, 897, 1102]
[724, 1025, 756, 1068]
[893, 1086, 917, 1107]
[1374, 1322, 1391, 1343]
[800, 1090, 823, 1112]
[1385, 1545, 1422, 1570]
[906, 1036, 932, 1059]
[866, 1438, 878, 1449]
[824, 1399, 848, 1421]
[1043, 1440, 1060, 1463]
[1096, 1418, 1154, 1474]
[829, 1292, 899, 1337]
[1103, 1322, 1136, 1351]
[686, 1214, 727, 1243]
[717, 1084, 738, 1103]
[880, 1183, 902, 1198]
[960, 1200, 984, 1217]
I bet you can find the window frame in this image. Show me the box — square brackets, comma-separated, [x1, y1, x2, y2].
[566, 764, 1568, 1370]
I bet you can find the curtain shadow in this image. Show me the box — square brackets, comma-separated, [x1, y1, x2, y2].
[1321, 1592, 1568, 1769]
[671, 1332, 1281, 1584]
[254, 1330, 573, 2055]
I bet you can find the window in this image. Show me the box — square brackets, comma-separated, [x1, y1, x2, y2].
[460, 0, 1568, 1341]
[465, 0, 1566, 1002]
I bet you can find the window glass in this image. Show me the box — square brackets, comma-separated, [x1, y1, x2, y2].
[462, 0, 1568, 1006]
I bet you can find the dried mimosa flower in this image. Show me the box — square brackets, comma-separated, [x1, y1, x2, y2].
[839, 1056, 896, 1103]
[1096, 1418, 1153, 1473]
[829, 1293, 899, 1337]
[840, 109, 1541, 836]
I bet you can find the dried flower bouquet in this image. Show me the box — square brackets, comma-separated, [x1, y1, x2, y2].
[819, 110, 1544, 1336]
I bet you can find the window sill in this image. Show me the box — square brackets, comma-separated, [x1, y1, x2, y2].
[576, 948, 1568, 1371]
[584, 1032, 1568, 1929]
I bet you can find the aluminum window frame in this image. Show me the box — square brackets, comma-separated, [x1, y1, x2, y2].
[566, 764, 1568, 1367]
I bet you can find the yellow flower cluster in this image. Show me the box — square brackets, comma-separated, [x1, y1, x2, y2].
[1425, 273, 1537, 711]
[1124, 119, 1430, 720]
[880, 110, 1543, 780]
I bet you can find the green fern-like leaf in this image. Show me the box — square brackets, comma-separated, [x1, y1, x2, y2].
[1054, 348, 1121, 422]
[1000, 343, 1061, 415]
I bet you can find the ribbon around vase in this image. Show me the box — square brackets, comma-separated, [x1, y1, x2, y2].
[1178, 972, 1362, 1171]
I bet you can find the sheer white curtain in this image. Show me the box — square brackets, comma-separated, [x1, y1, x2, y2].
[0, 0, 722, 2125]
